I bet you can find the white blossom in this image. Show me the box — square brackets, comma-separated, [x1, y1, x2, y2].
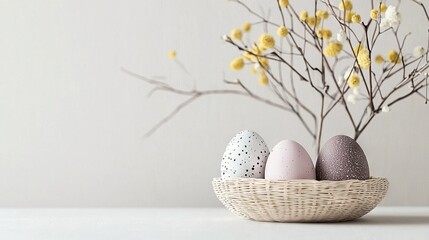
[222, 35, 229, 41]
[337, 30, 347, 42]
[254, 63, 262, 70]
[382, 105, 391, 112]
[413, 46, 425, 57]
[352, 87, 360, 96]
[347, 94, 357, 104]
[343, 67, 355, 80]
[380, 18, 389, 28]
[381, 6, 401, 28]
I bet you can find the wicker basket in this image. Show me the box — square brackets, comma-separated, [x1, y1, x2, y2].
[212, 177, 389, 222]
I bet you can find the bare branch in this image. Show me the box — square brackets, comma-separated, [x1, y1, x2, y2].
[128, 0, 429, 153]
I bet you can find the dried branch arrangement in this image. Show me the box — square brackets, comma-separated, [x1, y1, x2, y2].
[124, 0, 429, 153]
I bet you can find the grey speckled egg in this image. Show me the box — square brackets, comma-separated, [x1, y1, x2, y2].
[316, 135, 369, 181]
[221, 130, 269, 179]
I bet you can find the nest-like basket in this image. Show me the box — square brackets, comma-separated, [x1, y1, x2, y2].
[212, 177, 389, 223]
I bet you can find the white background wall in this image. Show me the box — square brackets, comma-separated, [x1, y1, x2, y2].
[0, 0, 428, 207]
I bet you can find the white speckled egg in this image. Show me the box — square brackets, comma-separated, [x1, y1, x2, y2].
[264, 140, 316, 180]
[221, 130, 269, 179]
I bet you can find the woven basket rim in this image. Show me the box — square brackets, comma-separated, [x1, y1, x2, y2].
[213, 176, 387, 184]
[213, 176, 389, 222]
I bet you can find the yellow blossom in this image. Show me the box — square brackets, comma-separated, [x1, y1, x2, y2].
[380, 3, 387, 13]
[316, 29, 332, 40]
[306, 16, 321, 27]
[278, 0, 289, 8]
[243, 47, 261, 61]
[277, 26, 289, 37]
[315, 16, 321, 26]
[259, 33, 275, 49]
[353, 44, 364, 55]
[375, 55, 384, 64]
[258, 45, 268, 51]
[243, 50, 253, 61]
[242, 22, 251, 32]
[307, 16, 315, 26]
[316, 10, 329, 20]
[345, 11, 355, 23]
[348, 74, 360, 88]
[252, 46, 262, 55]
[324, 30, 333, 39]
[230, 57, 245, 71]
[168, 50, 176, 60]
[357, 51, 371, 69]
[387, 50, 401, 63]
[230, 28, 243, 40]
[352, 14, 361, 23]
[339, 0, 353, 11]
[299, 10, 309, 21]
[370, 9, 379, 20]
[324, 41, 343, 57]
[259, 73, 269, 86]
[257, 56, 269, 69]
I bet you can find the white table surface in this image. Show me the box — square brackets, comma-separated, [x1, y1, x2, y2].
[0, 207, 428, 240]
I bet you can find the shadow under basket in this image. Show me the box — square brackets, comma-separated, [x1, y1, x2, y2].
[212, 177, 389, 223]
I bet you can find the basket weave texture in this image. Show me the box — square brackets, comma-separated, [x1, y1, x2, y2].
[212, 177, 388, 222]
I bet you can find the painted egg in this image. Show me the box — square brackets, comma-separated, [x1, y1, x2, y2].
[221, 130, 269, 179]
[265, 140, 316, 180]
[316, 135, 370, 181]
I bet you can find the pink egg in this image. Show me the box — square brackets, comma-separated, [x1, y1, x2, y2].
[265, 140, 316, 180]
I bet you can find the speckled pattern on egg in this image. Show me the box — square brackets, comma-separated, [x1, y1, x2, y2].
[316, 135, 370, 181]
[221, 130, 269, 179]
